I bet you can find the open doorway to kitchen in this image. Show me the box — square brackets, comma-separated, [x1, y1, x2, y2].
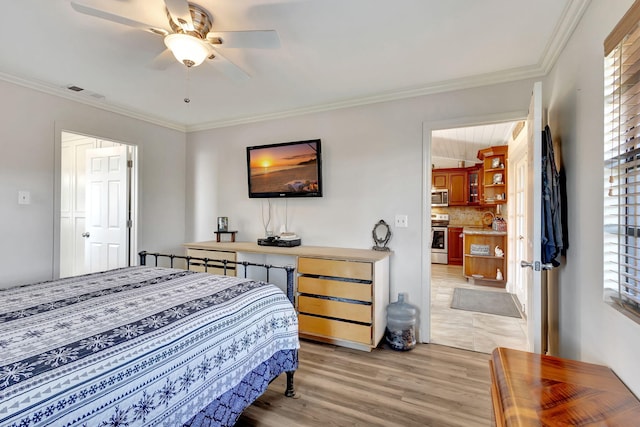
[58, 131, 138, 278]
[425, 119, 529, 353]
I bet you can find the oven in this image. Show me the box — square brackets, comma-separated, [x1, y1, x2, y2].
[431, 213, 449, 264]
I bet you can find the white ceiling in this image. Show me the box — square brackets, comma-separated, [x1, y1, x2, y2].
[0, 1, 588, 131]
[431, 122, 517, 168]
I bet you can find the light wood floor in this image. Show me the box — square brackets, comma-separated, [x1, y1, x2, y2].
[237, 340, 493, 427]
[430, 264, 528, 353]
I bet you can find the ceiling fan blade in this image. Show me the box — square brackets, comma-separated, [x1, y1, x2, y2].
[70, 1, 169, 36]
[164, 0, 194, 31]
[206, 30, 280, 49]
[150, 49, 176, 70]
[206, 50, 250, 81]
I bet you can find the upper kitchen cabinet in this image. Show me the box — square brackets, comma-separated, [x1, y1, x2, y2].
[432, 168, 467, 206]
[448, 170, 467, 205]
[466, 164, 482, 205]
[478, 146, 508, 205]
[432, 170, 448, 189]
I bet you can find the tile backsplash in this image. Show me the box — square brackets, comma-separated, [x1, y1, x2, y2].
[433, 206, 498, 227]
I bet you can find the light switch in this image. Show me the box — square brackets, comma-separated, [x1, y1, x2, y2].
[18, 190, 31, 205]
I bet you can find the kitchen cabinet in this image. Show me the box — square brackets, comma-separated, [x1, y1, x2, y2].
[448, 227, 463, 265]
[448, 171, 467, 206]
[478, 145, 508, 205]
[432, 168, 467, 206]
[432, 170, 448, 189]
[463, 228, 507, 286]
[467, 165, 482, 204]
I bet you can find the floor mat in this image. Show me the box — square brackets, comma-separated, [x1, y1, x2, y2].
[450, 288, 521, 318]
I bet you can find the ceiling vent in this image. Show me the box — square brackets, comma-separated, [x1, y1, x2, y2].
[64, 84, 105, 101]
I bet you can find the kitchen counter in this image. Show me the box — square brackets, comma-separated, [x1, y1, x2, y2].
[463, 226, 506, 236]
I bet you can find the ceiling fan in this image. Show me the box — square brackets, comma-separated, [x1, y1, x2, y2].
[70, 0, 280, 80]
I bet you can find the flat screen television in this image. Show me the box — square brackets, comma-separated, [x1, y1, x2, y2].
[247, 139, 323, 198]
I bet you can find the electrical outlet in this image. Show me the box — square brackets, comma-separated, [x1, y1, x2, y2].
[395, 214, 408, 228]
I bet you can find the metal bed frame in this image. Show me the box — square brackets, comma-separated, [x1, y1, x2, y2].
[138, 251, 297, 397]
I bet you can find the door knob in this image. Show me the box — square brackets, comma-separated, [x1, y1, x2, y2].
[82, 232, 90, 238]
[521, 260, 554, 271]
[520, 260, 533, 269]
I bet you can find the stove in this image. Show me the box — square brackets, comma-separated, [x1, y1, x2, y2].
[431, 213, 449, 264]
[431, 213, 450, 227]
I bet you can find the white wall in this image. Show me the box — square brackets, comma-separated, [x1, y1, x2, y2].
[544, 0, 640, 394]
[186, 79, 536, 340]
[0, 80, 187, 287]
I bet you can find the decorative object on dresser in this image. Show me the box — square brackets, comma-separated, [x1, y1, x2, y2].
[217, 216, 229, 231]
[214, 230, 238, 242]
[183, 241, 391, 351]
[372, 219, 391, 251]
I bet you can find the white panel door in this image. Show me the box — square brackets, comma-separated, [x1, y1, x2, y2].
[510, 146, 528, 315]
[523, 81, 544, 353]
[60, 138, 96, 277]
[84, 146, 129, 273]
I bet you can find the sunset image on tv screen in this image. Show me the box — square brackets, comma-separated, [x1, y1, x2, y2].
[249, 141, 319, 194]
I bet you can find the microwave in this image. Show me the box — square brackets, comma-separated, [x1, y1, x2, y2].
[431, 189, 449, 206]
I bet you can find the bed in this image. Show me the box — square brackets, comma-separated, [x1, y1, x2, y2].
[0, 253, 299, 426]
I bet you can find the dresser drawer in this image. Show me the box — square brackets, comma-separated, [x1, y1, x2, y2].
[298, 295, 371, 323]
[298, 257, 372, 281]
[186, 249, 236, 275]
[298, 276, 371, 302]
[186, 249, 236, 262]
[299, 314, 371, 345]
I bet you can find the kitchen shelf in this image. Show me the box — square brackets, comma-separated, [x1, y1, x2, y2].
[478, 146, 508, 205]
[464, 254, 505, 260]
[463, 228, 507, 286]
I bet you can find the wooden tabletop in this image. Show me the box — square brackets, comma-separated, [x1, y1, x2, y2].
[183, 241, 392, 262]
[490, 347, 640, 426]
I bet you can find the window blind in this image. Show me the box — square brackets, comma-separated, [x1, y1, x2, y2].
[604, 0, 640, 316]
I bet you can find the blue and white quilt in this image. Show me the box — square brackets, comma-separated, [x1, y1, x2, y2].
[0, 266, 299, 426]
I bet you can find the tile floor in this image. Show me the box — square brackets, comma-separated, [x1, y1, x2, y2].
[430, 263, 528, 353]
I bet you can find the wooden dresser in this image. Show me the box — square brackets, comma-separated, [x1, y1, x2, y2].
[183, 241, 390, 351]
[490, 347, 640, 426]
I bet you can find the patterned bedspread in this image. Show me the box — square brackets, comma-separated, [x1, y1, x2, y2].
[0, 266, 299, 426]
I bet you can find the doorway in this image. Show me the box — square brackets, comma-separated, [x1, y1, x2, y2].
[59, 131, 138, 277]
[423, 117, 529, 353]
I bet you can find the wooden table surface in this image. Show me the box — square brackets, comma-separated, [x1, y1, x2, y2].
[490, 347, 640, 426]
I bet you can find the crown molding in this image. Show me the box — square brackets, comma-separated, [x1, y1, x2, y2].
[188, 0, 591, 132]
[0, 71, 186, 132]
[2, 0, 590, 134]
[538, 0, 592, 73]
[187, 64, 546, 132]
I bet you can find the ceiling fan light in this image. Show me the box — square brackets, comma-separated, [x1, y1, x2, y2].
[164, 33, 211, 67]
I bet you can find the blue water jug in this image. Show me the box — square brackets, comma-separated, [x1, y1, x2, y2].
[385, 293, 418, 351]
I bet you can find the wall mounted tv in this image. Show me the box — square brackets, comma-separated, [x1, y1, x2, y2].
[247, 139, 323, 198]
